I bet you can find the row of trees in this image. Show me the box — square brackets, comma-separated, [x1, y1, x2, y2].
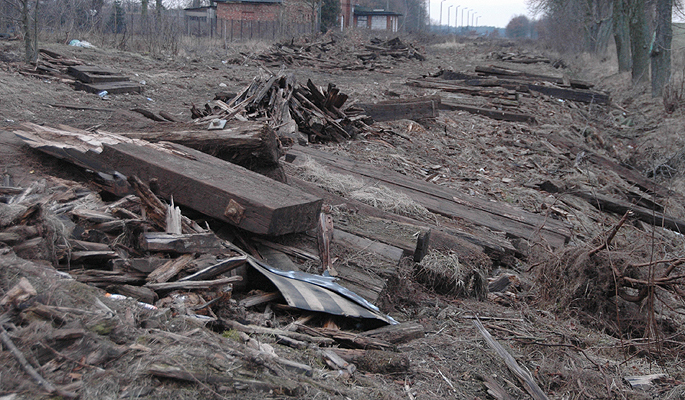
[528, 0, 676, 97]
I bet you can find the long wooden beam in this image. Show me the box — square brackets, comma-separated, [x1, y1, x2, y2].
[14, 123, 322, 236]
[440, 100, 536, 124]
[358, 96, 440, 122]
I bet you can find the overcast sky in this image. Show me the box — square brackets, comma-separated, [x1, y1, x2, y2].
[427, 0, 532, 29]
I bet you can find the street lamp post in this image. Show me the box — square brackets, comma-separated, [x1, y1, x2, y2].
[461, 8, 467, 31]
[466, 9, 471, 29]
[455, 5, 459, 31]
[472, 12, 476, 29]
[447, 5, 453, 33]
[439, 0, 446, 28]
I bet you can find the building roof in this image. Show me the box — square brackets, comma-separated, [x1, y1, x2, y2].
[353, 6, 402, 16]
[183, 5, 216, 11]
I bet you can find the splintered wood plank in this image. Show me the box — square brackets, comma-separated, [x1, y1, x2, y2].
[14, 124, 322, 236]
[140, 232, 223, 254]
[358, 96, 440, 122]
[289, 146, 570, 249]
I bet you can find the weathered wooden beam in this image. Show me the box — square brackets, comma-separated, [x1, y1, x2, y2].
[119, 121, 282, 166]
[406, 79, 518, 100]
[288, 146, 570, 249]
[333, 229, 405, 263]
[474, 65, 594, 89]
[286, 175, 514, 265]
[528, 84, 609, 104]
[67, 65, 129, 83]
[358, 96, 440, 122]
[440, 100, 536, 124]
[574, 191, 685, 234]
[74, 80, 143, 95]
[15, 124, 322, 236]
[545, 133, 678, 200]
[335, 213, 430, 262]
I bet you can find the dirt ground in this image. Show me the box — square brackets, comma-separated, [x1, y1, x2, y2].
[2, 31, 685, 399]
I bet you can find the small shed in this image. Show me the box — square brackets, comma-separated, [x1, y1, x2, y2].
[353, 7, 401, 32]
[184, 5, 217, 37]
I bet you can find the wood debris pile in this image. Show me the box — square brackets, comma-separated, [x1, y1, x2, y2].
[17, 48, 142, 94]
[18, 48, 83, 81]
[190, 74, 374, 143]
[407, 63, 610, 124]
[0, 167, 422, 397]
[254, 35, 425, 71]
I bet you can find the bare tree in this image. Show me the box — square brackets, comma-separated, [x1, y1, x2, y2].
[530, 0, 613, 53]
[1, 0, 39, 62]
[613, 0, 631, 72]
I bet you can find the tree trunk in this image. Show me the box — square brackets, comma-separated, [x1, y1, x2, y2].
[651, 0, 672, 97]
[628, 0, 650, 84]
[613, 0, 632, 72]
[20, 0, 37, 64]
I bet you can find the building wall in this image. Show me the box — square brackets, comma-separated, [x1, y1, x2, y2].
[217, 2, 279, 22]
[216, 0, 313, 40]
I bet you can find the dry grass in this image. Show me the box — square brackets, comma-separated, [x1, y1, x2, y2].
[413, 250, 487, 299]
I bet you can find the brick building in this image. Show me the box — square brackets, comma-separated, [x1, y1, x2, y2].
[338, 3, 402, 32]
[215, 0, 314, 40]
